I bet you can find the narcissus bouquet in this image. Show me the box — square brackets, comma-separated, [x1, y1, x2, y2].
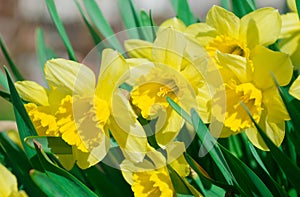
[1, 0, 300, 196]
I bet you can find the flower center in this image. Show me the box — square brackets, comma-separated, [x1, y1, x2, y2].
[224, 81, 263, 132]
[131, 168, 174, 197]
[206, 35, 249, 58]
[130, 67, 181, 120]
[131, 82, 178, 119]
[25, 103, 59, 136]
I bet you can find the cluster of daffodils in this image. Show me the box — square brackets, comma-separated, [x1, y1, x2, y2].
[11, 4, 300, 196]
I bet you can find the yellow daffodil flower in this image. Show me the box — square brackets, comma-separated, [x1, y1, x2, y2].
[163, 6, 293, 150]
[289, 75, 300, 100]
[120, 142, 200, 197]
[279, 2, 300, 67]
[0, 163, 28, 197]
[124, 26, 215, 148]
[15, 49, 147, 168]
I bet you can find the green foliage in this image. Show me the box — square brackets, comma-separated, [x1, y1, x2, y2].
[83, 0, 123, 53]
[0, 0, 300, 196]
[35, 28, 57, 72]
[0, 37, 24, 81]
[5, 67, 37, 158]
[74, 0, 102, 45]
[296, 0, 300, 18]
[44, 0, 77, 61]
[31, 142, 98, 197]
[231, 0, 256, 18]
[170, 0, 197, 25]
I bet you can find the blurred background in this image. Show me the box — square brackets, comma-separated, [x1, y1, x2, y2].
[0, 0, 287, 120]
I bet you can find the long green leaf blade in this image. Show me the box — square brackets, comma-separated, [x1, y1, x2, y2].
[74, 0, 102, 45]
[0, 37, 24, 81]
[44, 0, 77, 61]
[170, 0, 197, 25]
[25, 136, 72, 154]
[296, 0, 300, 18]
[0, 89, 11, 102]
[118, 0, 140, 39]
[35, 28, 57, 71]
[242, 102, 300, 193]
[0, 133, 45, 196]
[231, 0, 256, 18]
[33, 141, 98, 197]
[0, 70, 9, 90]
[190, 109, 236, 186]
[5, 67, 37, 158]
[83, 0, 123, 53]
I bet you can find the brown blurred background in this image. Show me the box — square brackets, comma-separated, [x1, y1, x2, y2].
[0, 0, 287, 120]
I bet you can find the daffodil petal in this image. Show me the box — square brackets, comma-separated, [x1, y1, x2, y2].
[245, 112, 285, 150]
[125, 39, 154, 60]
[96, 49, 129, 102]
[289, 75, 300, 100]
[55, 154, 76, 171]
[0, 163, 18, 196]
[155, 109, 184, 147]
[120, 149, 166, 184]
[215, 51, 251, 83]
[166, 142, 190, 177]
[279, 33, 300, 67]
[206, 5, 240, 38]
[0, 163, 27, 197]
[263, 88, 290, 122]
[241, 8, 281, 46]
[45, 59, 95, 96]
[287, 0, 298, 12]
[185, 23, 217, 46]
[280, 13, 300, 38]
[252, 45, 293, 90]
[152, 27, 187, 71]
[75, 147, 106, 169]
[15, 81, 49, 106]
[159, 17, 186, 32]
[110, 89, 148, 162]
[279, 33, 300, 55]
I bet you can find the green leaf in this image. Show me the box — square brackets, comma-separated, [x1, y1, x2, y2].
[166, 96, 192, 124]
[169, 98, 274, 196]
[25, 136, 72, 154]
[273, 75, 300, 154]
[296, 0, 300, 18]
[84, 166, 127, 197]
[83, 0, 123, 53]
[168, 165, 202, 196]
[242, 102, 300, 193]
[0, 133, 45, 196]
[248, 142, 288, 196]
[0, 37, 24, 81]
[35, 28, 57, 72]
[220, 144, 274, 196]
[220, 0, 230, 10]
[32, 141, 98, 197]
[0, 70, 9, 90]
[231, 0, 256, 18]
[31, 170, 93, 197]
[118, 0, 140, 39]
[170, 0, 197, 25]
[190, 109, 236, 186]
[0, 89, 11, 102]
[248, 142, 269, 175]
[5, 67, 37, 158]
[44, 0, 77, 61]
[140, 10, 157, 42]
[74, 0, 102, 45]
[184, 153, 236, 193]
